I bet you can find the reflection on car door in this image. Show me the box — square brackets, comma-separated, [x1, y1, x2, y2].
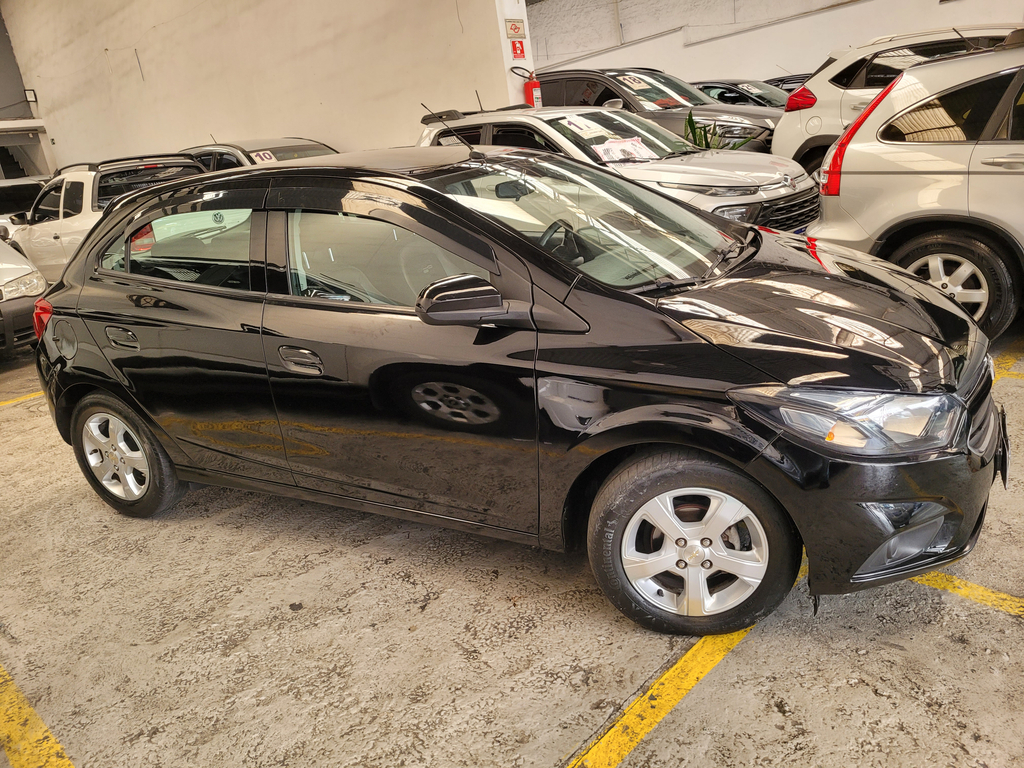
[57, 178, 87, 262]
[261, 181, 540, 533]
[970, 70, 1024, 246]
[76, 184, 294, 482]
[26, 179, 65, 280]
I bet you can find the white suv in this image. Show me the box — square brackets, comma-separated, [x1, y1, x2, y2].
[3, 155, 204, 282]
[772, 25, 1017, 172]
[806, 38, 1024, 338]
[417, 106, 819, 232]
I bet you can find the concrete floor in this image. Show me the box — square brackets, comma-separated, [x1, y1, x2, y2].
[1, 323, 1023, 768]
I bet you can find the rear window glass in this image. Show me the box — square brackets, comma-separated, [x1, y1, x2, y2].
[62, 181, 84, 217]
[540, 79, 563, 105]
[251, 144, 334, 162]
[436, 127, 482, 146]
[881, 72, 1015, 142]
[96, 164, 203, 209]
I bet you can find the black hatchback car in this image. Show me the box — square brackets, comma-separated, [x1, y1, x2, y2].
[35, 146, 1007, 635]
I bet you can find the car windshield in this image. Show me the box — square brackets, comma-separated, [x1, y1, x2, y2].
[419, 154, 737, 290]
[733, 81, 790, 108]
[608, 71, 716, 111]
[543, 111, 699, 164]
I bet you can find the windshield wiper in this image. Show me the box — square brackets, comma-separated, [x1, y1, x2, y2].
[659, 150, 698, 159]
[702, 227, 761, 278]
[603, 157, 652, 164]
[627, 276, 707, 295]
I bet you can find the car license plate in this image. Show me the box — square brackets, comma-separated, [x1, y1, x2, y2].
[792, 226, 808, 235]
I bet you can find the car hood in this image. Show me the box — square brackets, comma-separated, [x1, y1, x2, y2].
[656, 234, 984, 394]
[649, 104, 783, 130]
[615, 150, 806, 187]
[0, 240, 34, 285]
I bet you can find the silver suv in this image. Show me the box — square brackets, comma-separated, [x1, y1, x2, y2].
[772, 25, 1018, 172]
[807, 37, 1024, 338]
[417, 106, 818, 232]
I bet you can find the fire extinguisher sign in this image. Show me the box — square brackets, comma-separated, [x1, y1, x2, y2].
[511, 40, 525, 60]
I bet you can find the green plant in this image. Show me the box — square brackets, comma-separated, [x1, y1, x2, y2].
[683, 110, 753, 150]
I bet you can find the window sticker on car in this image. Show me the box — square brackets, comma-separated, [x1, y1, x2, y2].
[251, 151, 277, 164]
[439, 135, 465, 146]
[592, 137, 659, 162]
[617, 75, 651, 89]
[557, 116, 612, 140]
[738, 83, 764, 94]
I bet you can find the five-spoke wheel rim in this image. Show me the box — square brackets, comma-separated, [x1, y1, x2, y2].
[906, 253, 989, 321]
[410, 382, 501, 425]
[81, 413, 150, 501]
[620, 487, 769, 616]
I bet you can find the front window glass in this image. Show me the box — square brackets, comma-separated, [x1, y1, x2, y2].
[733, 81, 790, 108]
[543, 111, 697, 164]
[881, 73, 1014, 142]
[123, 209, 253, 290]
[62, 181, 84, 217]
[32, 183, 62, 224]
[606, 71, 715, 111]
[286, 212, 488, 307]
[419, 154, 736, 290]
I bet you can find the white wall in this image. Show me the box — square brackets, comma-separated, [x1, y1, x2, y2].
[529, 0, 1024, 81]
[0, 0, 522, 166]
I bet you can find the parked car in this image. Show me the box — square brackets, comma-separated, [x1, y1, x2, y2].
[694, 79, 791, 108]
[772, 24, 1018, 171]
[808, 37, 1024, 339]
[0, 238, 46, 355]
[764, 74, 811, 93]
[0, 176, 46, 231]
[416, 105, 818, 230]
[3, 155, 205, 282]
[35, 145, 1005, 634]
[537, 68, 781, 152]
[180, 138, 337, 171]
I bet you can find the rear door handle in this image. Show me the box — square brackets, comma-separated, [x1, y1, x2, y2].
[279, 346, 323, 376]
[981, 155, 1024, 167]
[104, 326, 139, 350]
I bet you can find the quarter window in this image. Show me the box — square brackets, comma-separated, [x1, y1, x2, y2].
[881, 73, 1015, 143]
[285, 211, 489, 307]
[109, 209, 254, 290]
[492, 125, 560, 152]
[436, 126, 482, 146]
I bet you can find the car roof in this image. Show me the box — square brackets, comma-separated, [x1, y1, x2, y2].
[539, 67, 664, 76]
[864, 24, 1020, 47]
[693, 79, 757, 86]
[269, 145, 520, 175]
[181, 138, 329, 154]
[421, 106, 620, 129]
[55, 154, 204, 177]
[900, 34, 1024, 77]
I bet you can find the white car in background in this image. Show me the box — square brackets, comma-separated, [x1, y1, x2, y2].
[2, 155, 204, 282]
[180, 138, 337, 171]
[807, 36, 1024, 339]
[772, 24, 1018, 171]
[0, 238, 46, 354]
[417, 106, 818, 231]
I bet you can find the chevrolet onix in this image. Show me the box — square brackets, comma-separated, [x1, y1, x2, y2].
[35, 147, 1007, 635]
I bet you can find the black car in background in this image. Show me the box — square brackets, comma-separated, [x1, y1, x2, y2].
[35, 147, 1006, 635]
[764, 73, 811, 92]
[537, 68, 781, 151]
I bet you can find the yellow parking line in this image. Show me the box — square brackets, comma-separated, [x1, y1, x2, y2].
[993, 339, 1024, 382]
[0, 392, 42, 408]
[565, 628, 751, 768]
[0, 663, 74, 768]
[911, 571, 1024, 617]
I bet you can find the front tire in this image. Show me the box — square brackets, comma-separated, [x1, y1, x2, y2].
[892, 231, 1019, 339]
[71, 392, 185, 518]
[587, 449, 800, 635]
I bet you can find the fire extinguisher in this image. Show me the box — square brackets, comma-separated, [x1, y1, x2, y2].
[511, 66, 543, 107]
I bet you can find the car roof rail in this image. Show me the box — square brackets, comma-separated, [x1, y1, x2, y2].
[421, 109, 466, 126]
[53, 162, 99, 176]
[997, 28, 1024, 48]
[96, 153, 200, 169]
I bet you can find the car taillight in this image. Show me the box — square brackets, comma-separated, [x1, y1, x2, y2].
[33, 297, 53, 339]
[131, 223, 155, 254]
[784, 86, 817, 112]
[820, 74, 903, 197]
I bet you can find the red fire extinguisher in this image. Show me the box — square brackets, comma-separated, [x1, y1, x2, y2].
[512, 66, 543, 107]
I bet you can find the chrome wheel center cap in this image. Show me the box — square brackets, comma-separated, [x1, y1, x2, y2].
[681, 544, 706, 565]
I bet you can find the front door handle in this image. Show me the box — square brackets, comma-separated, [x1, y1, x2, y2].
[104, 326, 139, 350]
[52, 233, 60, 240]
[981, 155, 1024, 167]
[279, 346, 323, 376]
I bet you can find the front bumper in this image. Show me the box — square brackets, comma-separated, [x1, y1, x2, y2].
[0, 295, 37, 354]
[745, 390, 1005, 596]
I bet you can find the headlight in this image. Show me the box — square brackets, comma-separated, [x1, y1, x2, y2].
[659, 182, 757, 197]
[729, 385, 965, 457]
[711, 124, 762, 139]
[712, 203, 761, 222]
[0, 270, 46, 301]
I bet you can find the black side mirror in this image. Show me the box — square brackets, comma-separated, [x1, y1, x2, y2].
[8, 212, 27, 226]
[416, 274, 505, 326]
[495, 180, 533, 200]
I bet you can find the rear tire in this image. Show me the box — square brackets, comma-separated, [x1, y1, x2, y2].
[71, 392, 185, 518]
[891, 230, 1019, 339]
[798, 147, 827, 174]
[587, 449, 800, 635]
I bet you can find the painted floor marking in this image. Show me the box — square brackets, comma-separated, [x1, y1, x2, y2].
[911, 571, 1024, 617]
[565, 628, 752, 768]
[993, 338, 1024, 382]
[0, 663, 74, 768]
[0, 392, 42, 408]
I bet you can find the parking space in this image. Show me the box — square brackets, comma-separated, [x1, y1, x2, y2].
[0, 320, 1021, 767]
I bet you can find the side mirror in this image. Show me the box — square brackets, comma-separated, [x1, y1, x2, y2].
[495, 180, 533, 199]
[8, 212, 27, 226]
[0, 225, 8, 242]
[603, 98, 624, 110]
[416, 274, 505, 326]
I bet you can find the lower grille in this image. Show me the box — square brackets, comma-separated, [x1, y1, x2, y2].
[757, 189, 819, 231]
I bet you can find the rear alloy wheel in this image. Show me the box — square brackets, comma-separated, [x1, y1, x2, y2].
[588, 449, 800, 635]
[71, 393, 186, 518]
[892, 231, 1019, 339]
